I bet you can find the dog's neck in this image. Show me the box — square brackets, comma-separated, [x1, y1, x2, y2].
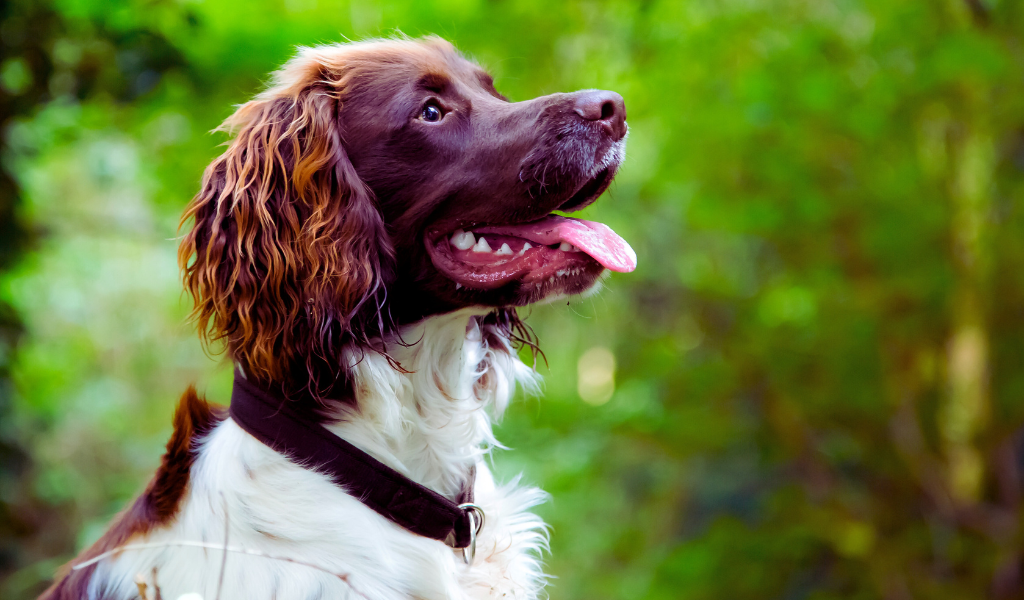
[63, 309, 549, 600]
[323, 309, 538, 499]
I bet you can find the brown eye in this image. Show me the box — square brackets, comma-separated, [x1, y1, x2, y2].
[421, 104, 443, 122]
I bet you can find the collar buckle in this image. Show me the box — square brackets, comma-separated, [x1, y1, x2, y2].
[458, 503, 485, 565]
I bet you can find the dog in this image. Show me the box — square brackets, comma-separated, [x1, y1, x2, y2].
[42, 36, 634, 600]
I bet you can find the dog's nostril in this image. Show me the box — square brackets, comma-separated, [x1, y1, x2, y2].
[600, 101, 616, 121]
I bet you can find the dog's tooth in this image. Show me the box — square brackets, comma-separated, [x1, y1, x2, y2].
[549, 276, 555, 283]
[456, 283, 462, 290]
[496, 243, 513, 256]
[519, 242, 532, 256]
[472, 237, 492, 253]
[451, 229, 476, 251]
[558, 241, 573, 252]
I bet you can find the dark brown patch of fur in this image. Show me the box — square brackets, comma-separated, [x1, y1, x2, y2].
[39, 387, 225, 600]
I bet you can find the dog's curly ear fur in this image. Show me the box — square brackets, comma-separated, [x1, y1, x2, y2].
[179, 53, 392, 392]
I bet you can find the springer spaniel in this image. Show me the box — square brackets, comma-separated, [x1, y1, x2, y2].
[43, 37, 634, 600]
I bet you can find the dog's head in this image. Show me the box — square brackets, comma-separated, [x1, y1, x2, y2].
[179, 37, 635, 392]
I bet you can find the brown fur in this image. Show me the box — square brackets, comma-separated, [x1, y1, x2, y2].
[41, 388, 225, 600]
[176, 42, 446, 395]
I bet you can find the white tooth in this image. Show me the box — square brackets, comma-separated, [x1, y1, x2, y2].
[519, 242, 532, 256]
[472, 237, 492, 253]
[496, 243, 513, 256]
[456, 283, 462, 289]
[558, 242, 573, 252]
[549, 276, 555, 283]
[451, 229, 475, 251]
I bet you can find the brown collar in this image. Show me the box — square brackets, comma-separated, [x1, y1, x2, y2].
[228, 370, 478, 549]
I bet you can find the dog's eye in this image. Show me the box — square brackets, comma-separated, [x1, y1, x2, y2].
[420, 103, 444, 123]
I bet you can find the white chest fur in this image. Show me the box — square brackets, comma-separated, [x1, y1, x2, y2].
[90, 311, 548, 600]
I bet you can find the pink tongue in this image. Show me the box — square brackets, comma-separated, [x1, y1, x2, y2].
[554, 217, 637, 273]
[484, 216, 637, 273]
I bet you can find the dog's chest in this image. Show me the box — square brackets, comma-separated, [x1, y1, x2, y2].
[92, 313, 548, 600]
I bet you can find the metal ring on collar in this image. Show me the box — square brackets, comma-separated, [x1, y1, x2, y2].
[458, 503, 485, 565]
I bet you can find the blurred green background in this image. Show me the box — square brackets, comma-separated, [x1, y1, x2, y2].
[2, 0, 1024, 598]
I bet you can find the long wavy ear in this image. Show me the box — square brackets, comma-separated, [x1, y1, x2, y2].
[179, 53, 391, 394]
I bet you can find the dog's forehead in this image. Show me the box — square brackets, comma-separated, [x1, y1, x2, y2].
[339, 42, 497, 130]
[372, 43, 489, 94]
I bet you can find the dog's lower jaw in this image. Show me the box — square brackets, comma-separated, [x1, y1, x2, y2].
[89, 309, 548, 600]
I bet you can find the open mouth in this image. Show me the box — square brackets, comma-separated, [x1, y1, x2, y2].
[426, 215, 637, 291]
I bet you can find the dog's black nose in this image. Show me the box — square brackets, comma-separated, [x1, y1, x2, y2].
[573, 90, 627, 141]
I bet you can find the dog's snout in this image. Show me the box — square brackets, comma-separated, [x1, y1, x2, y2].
[573, 90, 627, 141]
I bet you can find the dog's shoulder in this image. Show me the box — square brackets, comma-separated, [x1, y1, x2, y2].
[40, 387, 225, 600]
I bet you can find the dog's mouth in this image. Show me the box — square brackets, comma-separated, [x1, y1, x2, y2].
[425, 147, 635, 293]
[425, 213, 636, 291]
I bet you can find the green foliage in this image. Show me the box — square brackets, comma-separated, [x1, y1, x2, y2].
[2, 0, 1024, 598]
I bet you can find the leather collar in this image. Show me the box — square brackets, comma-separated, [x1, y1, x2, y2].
[228, 369, 477, 549]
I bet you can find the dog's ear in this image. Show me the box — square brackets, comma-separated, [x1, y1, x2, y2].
[179, 65, 391, 391]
